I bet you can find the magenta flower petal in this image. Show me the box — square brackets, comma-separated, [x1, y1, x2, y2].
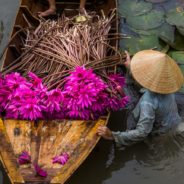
[109, 74, 125, 87]
[52, 153, 69, 165]
[34, 164, 47, 177]
[18, 151, 31, 165]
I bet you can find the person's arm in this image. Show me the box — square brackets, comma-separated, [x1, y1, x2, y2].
[97, 102, 155, 147]
[112, 102, 155, 147]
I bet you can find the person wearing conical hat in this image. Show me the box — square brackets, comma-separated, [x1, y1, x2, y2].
[97, 50, 184, 147]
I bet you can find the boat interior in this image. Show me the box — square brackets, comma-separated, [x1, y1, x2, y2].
[1, 0, 118, 69]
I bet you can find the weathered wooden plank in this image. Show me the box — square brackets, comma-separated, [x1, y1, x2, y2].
[0, 118, 25, 184]
[21, 121, 45, 183]
[4, 119, 32, 156]
[50, 118, 107, 184]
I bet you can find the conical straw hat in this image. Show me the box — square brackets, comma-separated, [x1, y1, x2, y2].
[130, 50, 184, 94]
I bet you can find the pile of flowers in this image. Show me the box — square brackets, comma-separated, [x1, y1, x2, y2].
[0, 66, 129, 120]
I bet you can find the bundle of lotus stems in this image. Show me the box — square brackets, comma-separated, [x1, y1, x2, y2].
[2, 10, 122, 90]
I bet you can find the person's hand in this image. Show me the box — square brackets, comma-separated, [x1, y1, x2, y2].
[124, 50, 131, 68]
[97, 125, 114, 140]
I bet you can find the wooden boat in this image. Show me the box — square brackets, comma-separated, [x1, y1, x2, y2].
[0, 0, 118, 183]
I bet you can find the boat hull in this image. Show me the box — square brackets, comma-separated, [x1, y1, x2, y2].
[0, 0, 118, 183]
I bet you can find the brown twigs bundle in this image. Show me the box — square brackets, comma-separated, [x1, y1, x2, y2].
[2, 9, 122, 89]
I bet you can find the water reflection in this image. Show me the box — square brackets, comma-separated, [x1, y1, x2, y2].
[67, 127, 184, 184]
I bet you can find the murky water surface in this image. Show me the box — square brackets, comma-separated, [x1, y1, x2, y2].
[0, 0, 184, 184]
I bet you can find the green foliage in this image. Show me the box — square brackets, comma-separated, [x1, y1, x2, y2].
[121, 35, 161, 55]
[118, 0, 152, 17]
[169, 51, 184, 64]
[166, 8, 184, 27]
[177, 26, 184, 36]
[126, 10, 164, 30]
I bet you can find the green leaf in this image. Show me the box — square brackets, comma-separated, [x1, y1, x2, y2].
[129, 23, 175, 43]
[120, 35, 162, 55]
[166, 31, 184, 50]
[177, 26, 184, 36]
[118, 0, 152, 17]
[169, 51, 184, 64]
[127, 10, 165, 30]
[166, 7, 184, 27]
[168, 51, 184, 92]
[158, 23, 175, 43]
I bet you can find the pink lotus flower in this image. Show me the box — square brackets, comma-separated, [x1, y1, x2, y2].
[63, 66, 108, 119]
[109, 74, 125, 87]
[0, 87, 11, 109]
[18, 151, 31, 165]
[34, 164, 47, 177]
[28, 72, 42, 88]
[52, 153, 69, 165]
[120, 96, 130, 108]
[0, 70, 129, 120]
[19, 98, 42, 120]
[44, 89, 63, 114]
[5, 72, 30, 91]
[28, 72, 47, 98]
[6, 104, 19, 119]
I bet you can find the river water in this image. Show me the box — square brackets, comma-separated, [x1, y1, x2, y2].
[1, 0, 184, 184]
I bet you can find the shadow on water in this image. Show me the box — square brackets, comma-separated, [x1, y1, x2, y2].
[67, 126, 184, 184]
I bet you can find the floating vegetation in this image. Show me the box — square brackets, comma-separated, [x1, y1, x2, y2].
[166, 8, 184, 27]
[169, 51, 184, 64]
[118, 0, 152, 17]
[169, 51, 184, 92]
[120, 35, 161, 55]
[119, 0, 184, 93]
[120, 1, 184, 55]
[126, 10, 164, 30]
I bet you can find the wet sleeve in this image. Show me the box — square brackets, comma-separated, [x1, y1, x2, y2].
[112, 102, 155, 147]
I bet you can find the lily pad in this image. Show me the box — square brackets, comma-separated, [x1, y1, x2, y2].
[129, 23, 175, 43]
[169, 51, 184, 64]
[166, 30, 184, 50]
[118, 0, 152, 17]
[145, 0, 168, 3]
[127, 10, 165, 30]
[177, 26, 184, 36]
[158, 23, 175, 43]
[169, 51, 184, 93]
[120, 35, 162, 55]
[120, 23, 139, 37]
[166, 7, 184, 27]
